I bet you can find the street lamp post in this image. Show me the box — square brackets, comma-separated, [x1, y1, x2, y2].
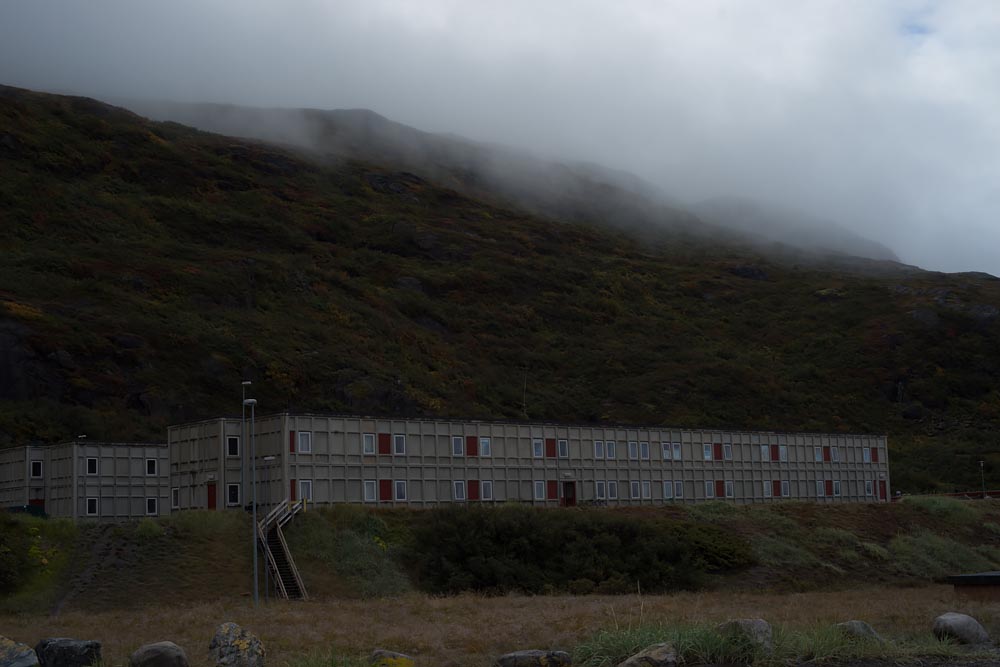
[241, 382, 251, 510]
[244, 397, 258, 607]
[262, 454, 276, 603]
[980, 460, 987, 499]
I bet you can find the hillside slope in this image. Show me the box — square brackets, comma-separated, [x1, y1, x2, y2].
[1, 85, 999, 490]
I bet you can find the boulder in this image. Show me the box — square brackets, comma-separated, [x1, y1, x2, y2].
[129, 642, 189, 667]
[369, 649, 414, 667]
[208, 623, 264, 667]
[494, 649, 572, 667]
[616, 642, 677, 667]
[0, 638, 39, 667]
[835, 621, 883, 643]
[717, 619, 773, 654]
[34, 639, 101, 667]
[933, 612, 990, 645]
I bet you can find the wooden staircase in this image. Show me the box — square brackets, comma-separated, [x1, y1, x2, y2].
[258, 499, 308, 600]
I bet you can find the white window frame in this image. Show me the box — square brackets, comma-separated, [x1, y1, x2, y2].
[674, 480, 684, 498]
[596, 480, 606, 500]
[394, 480, 407, 501]
[607, 481, 619, 500]
[661, 442, 672, 460]
[630, 480, 641, 499]
[30, 460, 42, 478]
[594, 440, 605, 459]
[814, 446, 823, 462]
[227, 436, 240, 457]
[557, 439, 568, 458]
[362, 433, 376, 455]
[663, 480, 674, 499]
[833, 480, 841, 497]
[723, 443, 733, 461]
[393, 434, 406, 456]
[640, 441, 650, 460]
[298, 431, 313, 454]
[452, 436, 464, 456]
[760, 444, 769, 461]
[642, 480, 651, 499]
[817, 480, 825, 497]
[705, 481, 715, 498]
[779, 445, 788, 462]
[763, 480, 772, 498]
[145, 458, 157, 476]
[628, 441, 638, 460]
[831, 447, 840, 462]
[86, 457, 99, 475]
[171, 487, 180, 509]
[363, 480, 377, 502]
[146, 497, 158, 516]
[703, 444, 712, 461]
[480, 437, 492, 457]
[865, 480, 874, 496]
[725, 480, 735, 498]
[863, 447, 872, 464]
[453, 480, 467, 501]
[533, 439, 544, 458]
[86, 497, 99, 517]
[481, 480, 494, 501]
[226, 483, 241, 506]
[606, 441, 617, 459]
[673, 443, 682, 460]
[299, 479, 313, 501]
[534, 480, 545, 500]
[781, 480, 790, 497]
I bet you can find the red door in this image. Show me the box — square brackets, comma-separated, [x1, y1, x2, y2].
[546, 480, 558, 500]
[207, 482, 217, 510]
[878, 480, 887, 501]
[378, 433, 391, 455]
[466, 436, 478, 457]
[28, 498, 45, 510]
[545, 438, 557, 458]
[823, 446, 831, 462]
[289, 431, 296, 453]
[713, 443, 723, 460]
[562, 482, 576, 507]
[872, 448, 880, 463]
[379, 479, 392, 502]
[468, 480, 480, 501]
[290, 479, 297, 502]
[714, 480, 725, 498]
[771, 480, 782, 498]
[825, 480, 834, 496]
[770, 445, 780, 462]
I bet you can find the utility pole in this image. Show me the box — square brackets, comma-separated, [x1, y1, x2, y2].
[244, 397, 258, 607]
[241, 381, 251, 511]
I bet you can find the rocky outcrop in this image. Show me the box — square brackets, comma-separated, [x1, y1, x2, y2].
[0, 638, 39, 667]
[494, 649, 572, 667]
[33, 639, 101, 667]
[835, 620, 883, 643]
[128, 642, 189, 667]
[717, 618, 773, 654]
[369, 649, 414, 667]
[208, 623, 264, 667]
[933, 612, 990, 645]
[616, 642, 676, 667]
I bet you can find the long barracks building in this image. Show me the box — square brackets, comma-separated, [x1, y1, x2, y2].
[167, 413, 891, 515]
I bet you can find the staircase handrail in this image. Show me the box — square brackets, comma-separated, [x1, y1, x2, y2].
[256, 522, 289, 599]
[273, 523, 308, 600]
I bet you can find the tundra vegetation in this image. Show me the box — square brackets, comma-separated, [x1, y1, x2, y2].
[1, 86, 1000, 493]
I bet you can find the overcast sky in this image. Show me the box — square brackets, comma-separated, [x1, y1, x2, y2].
[2, 1, 999, 275]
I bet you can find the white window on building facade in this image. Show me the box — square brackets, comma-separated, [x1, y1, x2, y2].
[86, 497, 99, 516]
[640, 442, 650, 460]
[86, 457, 98, 475]
[596, 480, 606, 500]
[480, 438, 492, 457]
[30, 460, 42, 478]
[227, 436, 240, 457]
[724, 444, 733, 460]
[452, 436, 463, 456]
[628, 441, 638, 459]
[630, 480, 640, 499]
[831, 447, 840, 462]
[662, 442, 672, 460]
[673, 443, 682, 460]
[865, 480, 873, 496]
[642, 480, 651, 499]
[674, 480, 684, 498]
[146, 497, 158, 516]
[594, 440, 605, 459]
[171, 487, 180, 509]
[393, 435, 406, 456]
[453, 480, 466, 501]
[227, 483, 240, 506]
[863, 448, 872, 463]
[298, 432, 313, 453]
[363, 480, 377, 502]
[816, 480, 825, 497]
[705, 481, 714, 498]
[362, 433, 376, 455]
[725, 480, 734, 498]
[557, 439, 569, 458]
[833, 480, 841, 497]
[779, 445, 788, 462]
[703, 444, 712, 461]
[300, 479, 313, 501]
[763, 480, 772, 498]
[606, 441, 617, 459]
[482, 480, 494, 501]
[394, 480, 407, 501]
[607, 481, 619, 500]
[533, 439, 544, 458]
[760, 444, 769, 461]
[146, 459, 157, 476]
[534, 480, 545, 500]
[781, 480, 790, 497]
[814, 447, 823, 462]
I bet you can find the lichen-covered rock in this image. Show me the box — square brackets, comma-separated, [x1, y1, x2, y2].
[129, 642, 189, 667]
[494, 649, 572, 667]
[933, 612, 991, 645]
[369, 649, 414, 667]
[209, 623, 265, 667]
[616, 642, 677, 667]
[717, 618, 773, 654]
[836, 620, 883, 643]
[0, 638, 39, 667]
[34, 638, 101, 667]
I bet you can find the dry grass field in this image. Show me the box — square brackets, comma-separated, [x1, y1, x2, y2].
[1, 585, 994, 667]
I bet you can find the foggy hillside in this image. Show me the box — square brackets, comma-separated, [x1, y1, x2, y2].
[122, 99, 900, 263]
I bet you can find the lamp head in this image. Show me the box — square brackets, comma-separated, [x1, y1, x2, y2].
[243, 398, 257, 406]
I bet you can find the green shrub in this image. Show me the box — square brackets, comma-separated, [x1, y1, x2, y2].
[899, 496, 979, 525]
[859, 541, 889, 561]
[752, 535, 820, 568]
[135, 518, 165, 541]
[889, 530, 993, 579]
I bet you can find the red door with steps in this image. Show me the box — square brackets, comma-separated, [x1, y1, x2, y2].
[207, 482, 217, 510]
